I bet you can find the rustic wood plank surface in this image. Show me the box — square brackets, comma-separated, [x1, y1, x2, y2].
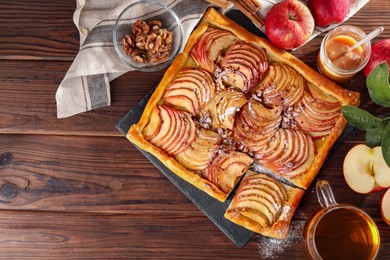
[1, 0, 390, 259]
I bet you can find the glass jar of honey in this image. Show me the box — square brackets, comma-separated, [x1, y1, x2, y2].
[317, 25, 371, 83]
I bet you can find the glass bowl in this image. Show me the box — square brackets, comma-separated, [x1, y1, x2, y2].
[113, 0, 184, 72]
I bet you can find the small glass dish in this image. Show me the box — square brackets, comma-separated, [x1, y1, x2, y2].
[113, 0, 184, 72]
[317, 25, 371, 83]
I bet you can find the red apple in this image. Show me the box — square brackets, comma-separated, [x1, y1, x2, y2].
[363, 39, 390, 77]
[343, 144, 390, 194]
[265, 0, 314, 50]
[307, 0, 350, 27]
[381, 188, 390, 225]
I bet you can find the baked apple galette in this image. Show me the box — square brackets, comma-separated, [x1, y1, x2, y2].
[127, 8, 360, 239]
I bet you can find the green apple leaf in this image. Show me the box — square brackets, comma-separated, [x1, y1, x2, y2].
[367, 62, 390, 107]
[381, 122, 390, 168]
[342, 105, 383, 130]
[366, 127, 386, 147]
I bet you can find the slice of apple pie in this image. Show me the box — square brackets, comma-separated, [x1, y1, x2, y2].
[127, 8, 360, 239]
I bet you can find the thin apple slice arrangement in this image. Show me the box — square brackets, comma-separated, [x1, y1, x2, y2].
[254, 62, 305, 109]
[226, 173, 288, 227]
[215, 41, 269, 93]
[176, 127, 222, 171]
[164, 68, 216, 116]
[292, 86, 341, 138]
[190, 27, 239, 73]
[233, 98, 282, 152]
[343, 144, 390, 194]
[224, 171, 305, 239]
[202, 150, 253, 194]
[127, 8, 362, 241]
[142, 105, 196, 155]
[253, 128, 316, 180]
[200, 88, 248, 130]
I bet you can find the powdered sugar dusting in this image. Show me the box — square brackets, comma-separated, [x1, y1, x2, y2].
[257, 217, 305, 259]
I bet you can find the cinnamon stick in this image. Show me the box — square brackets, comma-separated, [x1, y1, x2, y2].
[243, 0, 262, 12]
[231, 0, 264, 28]
[205, 0, 231, 9]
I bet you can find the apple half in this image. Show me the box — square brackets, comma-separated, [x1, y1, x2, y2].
[381, 188, 390, 225]
[343, 144, 390, 194]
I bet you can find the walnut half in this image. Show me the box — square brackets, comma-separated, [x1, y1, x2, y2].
[121, 19, 173, 64]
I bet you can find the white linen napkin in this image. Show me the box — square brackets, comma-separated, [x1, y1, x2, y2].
[56, 0, 369, 118]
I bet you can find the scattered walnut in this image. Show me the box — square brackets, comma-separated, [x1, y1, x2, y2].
[122, 19, 173, 64]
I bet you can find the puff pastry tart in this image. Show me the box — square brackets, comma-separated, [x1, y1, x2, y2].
[127, 8, 360, 239]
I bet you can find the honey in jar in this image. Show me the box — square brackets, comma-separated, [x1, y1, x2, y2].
[317, 26, 371, 83]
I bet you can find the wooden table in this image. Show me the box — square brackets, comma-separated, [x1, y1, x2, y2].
[1, 0, 389, 258]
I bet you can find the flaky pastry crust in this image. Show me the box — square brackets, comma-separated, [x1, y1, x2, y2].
[127, 7, 360, 238]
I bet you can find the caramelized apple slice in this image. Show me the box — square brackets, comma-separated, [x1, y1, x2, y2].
[306, 82, 341, 106]
[190, 27, 238, 72]
[142, 107, 162, 140]
[233, 98, 282, 151]
[255, 62, 305, 108]
[254, 128, 316, 178]
[228, 173, 287, 227]
[176, 127, 222, 171]
[201, 88, 247, 130]
[203, 150, 253, 194]
[293, 91, 341, 138]
[216, 41, 268, 93]
[164, 68, 216, 116]
[145, 105, 195, 155]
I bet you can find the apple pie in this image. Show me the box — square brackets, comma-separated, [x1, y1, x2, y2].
[127, 8, 360, 239]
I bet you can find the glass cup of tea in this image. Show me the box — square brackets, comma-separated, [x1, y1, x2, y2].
[303, 180, 380, 260]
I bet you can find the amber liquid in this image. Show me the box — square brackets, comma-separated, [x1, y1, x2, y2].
[325, 35, 364, 70]
[305, 207, 380, 260]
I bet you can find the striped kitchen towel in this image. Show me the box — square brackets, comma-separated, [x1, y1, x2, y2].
[56, 0, 211, 118]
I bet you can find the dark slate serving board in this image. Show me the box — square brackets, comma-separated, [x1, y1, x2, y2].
[116, 89, 255, 247]
[115, 9, 355, 247]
